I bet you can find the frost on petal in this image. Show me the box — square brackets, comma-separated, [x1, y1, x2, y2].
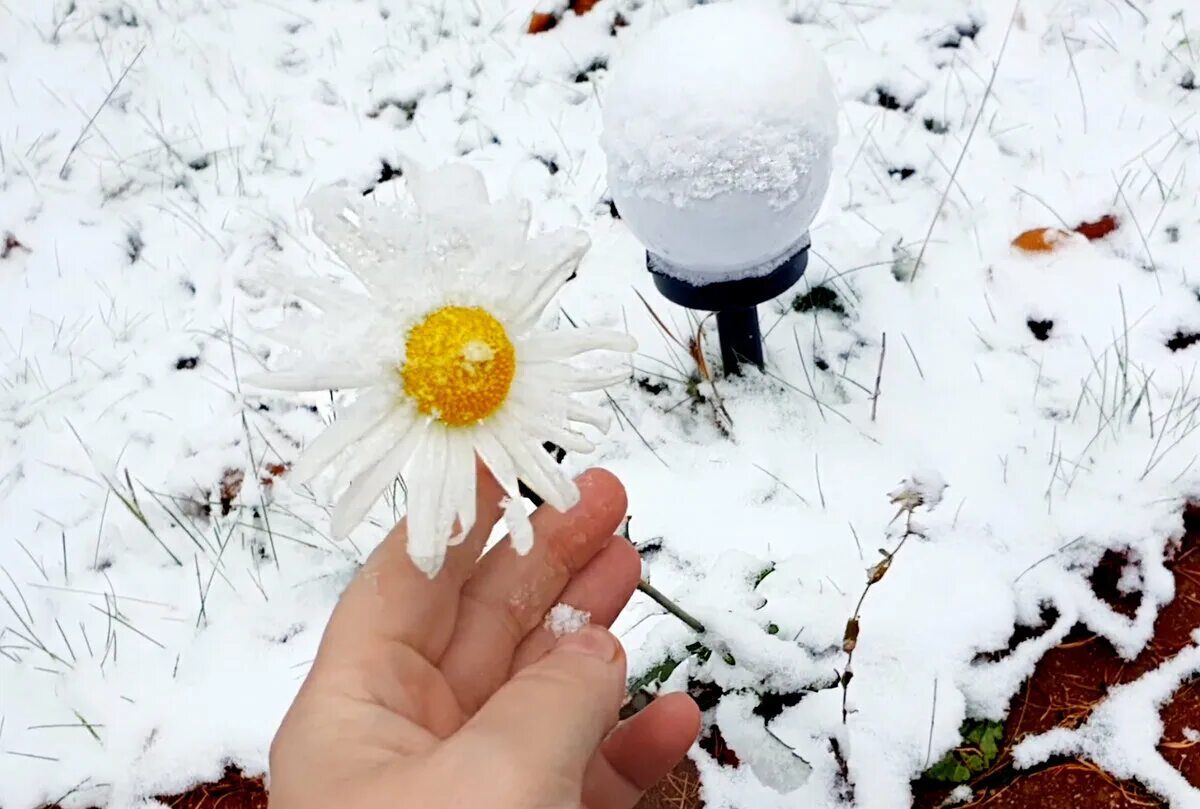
[503, 495, 535, 555]
[304, 187, 386, 279]
[506, 228, 591, 329]
[404, 161, 491, 216]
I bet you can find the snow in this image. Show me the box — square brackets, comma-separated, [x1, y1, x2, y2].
[1013, 634, 1200, 807]
[545, 602, 592, 637]
[2, 0, 1200, 808]
[601, 1, 837, 277]
[947, 785, 974, 804]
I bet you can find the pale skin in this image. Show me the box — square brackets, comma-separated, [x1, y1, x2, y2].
[269, 466, 702, 808]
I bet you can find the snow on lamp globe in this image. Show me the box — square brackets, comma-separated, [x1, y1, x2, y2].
[601, 1, 838, 374]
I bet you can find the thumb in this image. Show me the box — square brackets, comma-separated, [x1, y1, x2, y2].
[462, 625, 627, 778]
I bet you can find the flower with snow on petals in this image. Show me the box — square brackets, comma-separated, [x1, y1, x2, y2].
[249, 163, 636, 577]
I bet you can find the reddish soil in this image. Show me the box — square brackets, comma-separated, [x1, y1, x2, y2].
[908, 504, 1200, 809]
[637, 756, 703, 809]
[154, 768, 267, 809]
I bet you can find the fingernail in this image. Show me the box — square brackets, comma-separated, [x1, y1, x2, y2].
[557, 626, 618, 662]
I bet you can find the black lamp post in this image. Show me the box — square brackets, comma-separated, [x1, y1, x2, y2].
[647, 243, 810, 374]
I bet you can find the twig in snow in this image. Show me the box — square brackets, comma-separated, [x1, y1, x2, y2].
[872, 332, 887, 421]
[1113, 171, 1162, 294]
[88, 604, 163, 649]
[924, 678, 940, 768]
[1061, 30, 1088, 132]
[59, 46, 146, 180]
[754, 463, 810, 506]
[636, 579, 705, 634]
[901, 333, 924, 381]
[842, 507, 923, 722]
[795, 327, 826, 422]
[848, 522, 864, 560]
[1013, 536, 1085, 584]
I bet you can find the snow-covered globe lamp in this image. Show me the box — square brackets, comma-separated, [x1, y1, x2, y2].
[602, 2, 838, 373]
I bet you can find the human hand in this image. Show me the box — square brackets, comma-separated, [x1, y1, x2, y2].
[269, 466, 701, 809]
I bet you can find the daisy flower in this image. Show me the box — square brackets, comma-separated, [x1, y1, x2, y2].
[250, 163, 635, 576]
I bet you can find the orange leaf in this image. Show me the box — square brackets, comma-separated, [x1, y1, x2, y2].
[572, 0, 601, 13]
[1073, 214, 1118, 241]
[1012, 227, 1071, 253]
[528, 11, 557, 33]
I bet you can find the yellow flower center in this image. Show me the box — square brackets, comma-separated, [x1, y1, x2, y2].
[401, 306, 516, 426]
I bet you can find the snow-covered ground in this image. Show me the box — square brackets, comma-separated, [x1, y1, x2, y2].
[2, 0, 1199, 807]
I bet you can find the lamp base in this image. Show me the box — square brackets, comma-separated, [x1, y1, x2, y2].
[646, 242, 810, 311]
[645, 243, 810, 374]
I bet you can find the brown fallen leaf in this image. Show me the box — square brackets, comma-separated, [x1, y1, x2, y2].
[1012, 227, 1073, 253]
[260, 462, 290, 488]
[1073, 213, 1119, 241]
[219, 468, 245, 516]
[528, 0, 602, 34]
[528, 11, 557, 33]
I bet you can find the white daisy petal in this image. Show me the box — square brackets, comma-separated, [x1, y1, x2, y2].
[518, 330, 638, 363]
[288, 389, 395, 484]
[507, 232, 590, 329]
[331, 419, 426, 540]
[332, 411, 424, 494]
[493, 415, 580, 512]
[473, 426, 522, 498]
[406, 430, 451, 576]
[259, 269, 368, 316]
[566, 400, 613, 432]
[404, 161, 491, 214]
[245, 364, 381, 392]
[504, 496, 535, 555]
[444, 432, 477, 546]
[525, 364, 631, 393]
[507, 402, 595, 454]
[305, 187, 385, 279]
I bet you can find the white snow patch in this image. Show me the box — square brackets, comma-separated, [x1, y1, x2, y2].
[948, 785, 973, 804]
[544, 603, 592, 638]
